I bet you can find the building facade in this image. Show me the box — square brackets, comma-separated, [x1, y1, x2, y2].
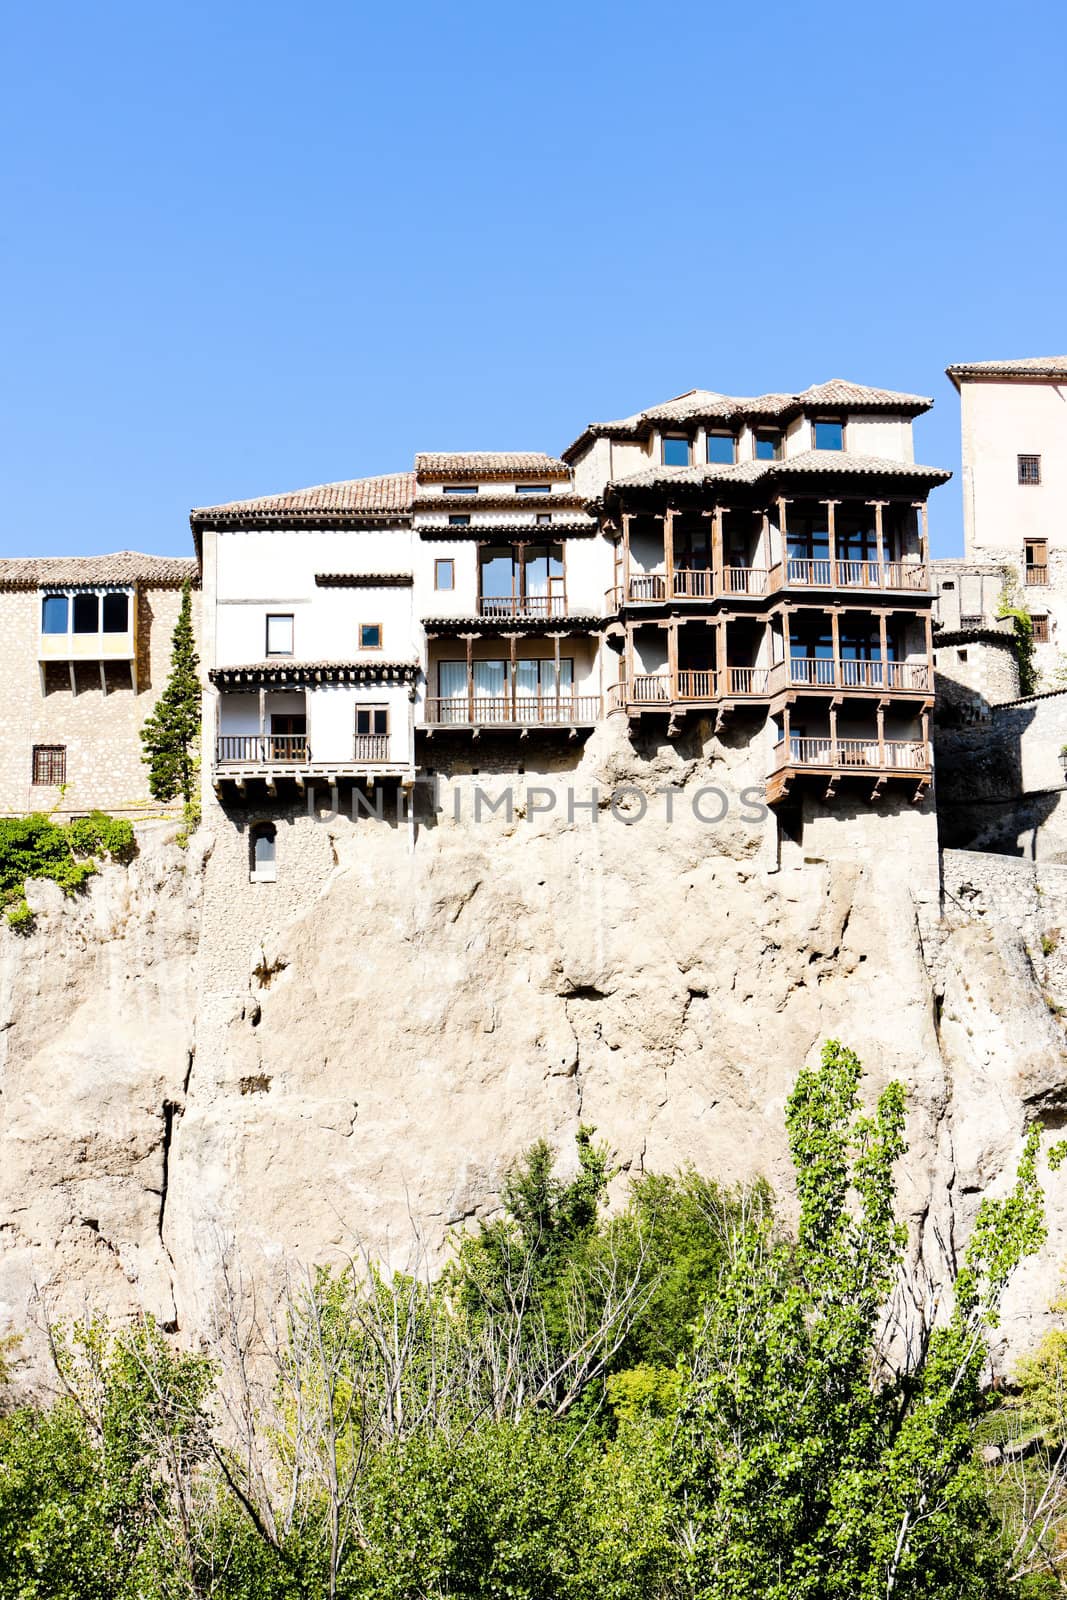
[0, 554, 198, 817]
[945, 356, 1067, 675]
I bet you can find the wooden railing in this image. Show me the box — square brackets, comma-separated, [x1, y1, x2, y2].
[675, 669, 716, 700]
[781, 658, 931, 692]
[784, 559, 928, 591]
[423, 695, 601, 726]
[630, 674, 673, 703]
[478, 594, 566, 618]
[724, 666, 772, 695]
[216, 735, 309, 764]
[1026, 565, 1049, 586]
[773, 737, 930, 772]
[670, 569, 714, 599]
[353, 734, 390, 761]
[722, 566, 769, 595]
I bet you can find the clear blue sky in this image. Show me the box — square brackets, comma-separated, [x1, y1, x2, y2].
[2, 0, 1064, 561]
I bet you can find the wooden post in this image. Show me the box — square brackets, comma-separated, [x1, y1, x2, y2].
[919, 502, 929, 569]
[622, 513, 632, 603]
[782, 704, 791, 762]
[782, 606, 792, 681]
[667, 618, 679, 697]
[509, 631, 518, 720]
[877, 703, 885, 767]
[515, 542, 527, 615]
[258, 687, 266, 758]
[921, 707, 930, 764]
[465, 634, 474, 722]
[878, 612, 889, 687]
[830, 608, 841, 687]
[717, 617, 727, 697]
[924, 611, 933, 676]
[873, 501, 885, 578]
[760, 510, 770, 575]
[777, 497, 789, 581]
[553, 632, 562, 719]
[712, 506, 724, 596]
[829, 702, 838, 766]
[826, 499, 837, 582]
[664, 508, 675, 599]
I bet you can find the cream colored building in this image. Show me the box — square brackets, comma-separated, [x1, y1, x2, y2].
[947, 356, 1067, 676]
[0, 553, 198, 816]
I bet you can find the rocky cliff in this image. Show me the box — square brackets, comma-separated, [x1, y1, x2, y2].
[3, 726, 1067, 1388]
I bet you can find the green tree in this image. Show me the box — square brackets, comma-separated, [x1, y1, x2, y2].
[140, 578, 201, 809]
[673, 1039, 1064, 1600]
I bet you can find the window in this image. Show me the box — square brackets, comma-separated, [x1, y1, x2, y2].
[754, 430, 781, 461]
[940, 580, 956, 590]
[435, 558, 455, 591]
[448, 513, 471, 526]
[249, 822, 277, 884]
[813, 418, 845, 451]
[1018, 454, 1042, 485]
[266, 613, 294, 655]
[41, 595, 68, 633]
[662, 435, 690, 467]
[706, 432, 736, 465]
[443, 485, 478, 495]
[516, 484, 550, 494]
[1033, 615, 1050, 643]
[356, 705, 389, 735]
[1025, 540, 1048, 584]
[957, 648, 969, 663]
[536, 512, 552, 525]
[32, 745, 66, 785]
[102, 592, 129, 633]
[72, 593, 99, 633]
[359, 623, 382, 649]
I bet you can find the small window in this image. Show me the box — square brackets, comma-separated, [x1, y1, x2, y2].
[41, 594, 69, 633]
[813, 418, 844, 451]
[957, 648, 969, 663]
[32, 745, 66, 785]
[940, 580, 956, 590]
[355, 705, 389, 736]
[516, 484, 550, 494]
[359, 623, 382, 649]
[706, 432, 736, 465]
[443, 485, 478, 495]
[754, 430, 781, 461]
[266, 614, 294, 655]
[249, 822, 277, 883]
[448, 513, 471, 526]
[1018, 454, 1042, 485]
[1025, 540, 1049, 585]
[1033, 615, 1050, 643]
[536, 512, 552, 525]
[435, 558, 455, 591]
[102, 592, 129, 633]
[72, 593, 99, 633]
[661, 435, 690, 467]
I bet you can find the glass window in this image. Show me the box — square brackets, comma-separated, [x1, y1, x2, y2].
[359, 623, 382, 649]
[266, 614, 294, 655]
[250, 823, 277, 883]
[662, 435, 690, 467]
[102, 592, 129, 632]
[706, 433, 736, 465]
[72, 593, 99, 633]
[1018, 454, 1042, 485]
[435, 558, 455, 590]
[356, 706, 389, 735]
[754, 431, 780, 461]
[813, 419, 844, 451]
[32, 745, 66, 785]
[443, 485, 478, 495]
[448, 513, 471, 526]
[516, 484, 550, 494]
[41, 595, 68, 634]
[479, 548, 516, 601]
[536, 512, 552, 525]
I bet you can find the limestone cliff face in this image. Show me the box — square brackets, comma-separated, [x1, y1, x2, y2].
[3, 729, 1067, 1387]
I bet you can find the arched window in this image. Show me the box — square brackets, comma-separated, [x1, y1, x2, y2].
[249, 822, 277, 883]
[102, 591, 129, 632]
[41, 594, 69, 633]
[72, 593, 99, 633]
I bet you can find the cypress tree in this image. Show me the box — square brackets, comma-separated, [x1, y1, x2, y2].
[139, 579, 201, 808]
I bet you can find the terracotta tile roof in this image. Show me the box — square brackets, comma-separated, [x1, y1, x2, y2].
[415, 452, 571, 482]
[414, 492, 587, 513]
[191, 471, 415, 524]
[946, 356, 1067, 388]
[564, 379, 934, 458]
[314, 572, 413, 587]
[423, 614, 604, 633]
[210, 660, 419, 687]
[609, 450, 950, 495]
[416, 519, 598, 539]
[0, 553, 198, 590]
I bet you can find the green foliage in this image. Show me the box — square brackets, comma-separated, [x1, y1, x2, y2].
[672, 1039, 1062, 1600]
[0, 811, 136, 930]
[139, 579, 201, 808]
[998, 575, 1038, 696]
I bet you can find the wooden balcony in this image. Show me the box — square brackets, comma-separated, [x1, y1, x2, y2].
[781, 559, 929, 592]
[607, 568, 767, 608]
[618, 668, 771, 708]
[217, 734, 309, 764]
[766, 735, 931, 804]
[423, 694, 601, 729]
[213, 733, 410, 786]
[775, 657, 931, 695]
[478, 595, 567, 619]
[1025, 565, 1049, 586]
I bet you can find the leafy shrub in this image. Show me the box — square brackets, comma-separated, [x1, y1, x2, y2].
[0, 811, 136, 930]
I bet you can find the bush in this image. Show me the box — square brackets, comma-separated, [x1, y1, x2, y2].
[0, 812, 136, 931]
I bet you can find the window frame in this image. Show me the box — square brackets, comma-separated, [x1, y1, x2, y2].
[535, 512, 552, 525]
[434, 558, 455, 592]
[443, 485, 478, 496]
[705, 430, 737, 466]
[265, 613, 295, 657]
[447, 513, 471, 526]
[249, 821, 278, 884]
[355, 704, 389, 736]
[661, 434, 691, 467]
[754, 429, 782, 461]
[32, 744, 67, 786]
[72, 592, 100, 634]
[102, 591, 130, 633]
[811, 416, 846, 452]
[515, 484, 551, 495]
[1018, 453, 1042, 486]
[41, 594, 70, 634]
[359, 622, 383, 650]
[1033, 614, 1050, 644]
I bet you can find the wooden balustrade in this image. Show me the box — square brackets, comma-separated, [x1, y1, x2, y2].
[724, 665, 772, 695]
[722, 566, 769, 595]
[675, 669, 716, 700]
[1025, 565, 1049, 586]
[353, 734, 390, 761]
[478, 594, 567, 618]
[784, 559, 929, 591]
[782, 657, 931, 692]
[423, 695, 601, 726]
[216, 734, 309, 763]
[773, 737, 930, 772]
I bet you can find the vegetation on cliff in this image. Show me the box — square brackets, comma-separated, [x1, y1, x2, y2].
[0, 1042, 1064, 1598]
[0, 811, 135, 931]
[139, 577, 201, 831]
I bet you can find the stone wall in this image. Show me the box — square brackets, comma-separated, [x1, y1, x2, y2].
[0, 583, 200, 818]
[936, 689, 1067, 860]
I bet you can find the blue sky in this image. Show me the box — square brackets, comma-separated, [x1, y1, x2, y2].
[2, 0, 1064, 561]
